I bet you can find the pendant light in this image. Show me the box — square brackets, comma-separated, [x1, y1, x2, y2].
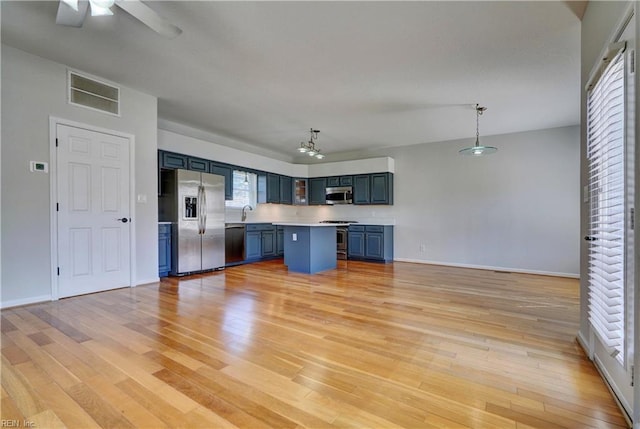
[459, 104, 497, 156]
[296, 128, 325, 159]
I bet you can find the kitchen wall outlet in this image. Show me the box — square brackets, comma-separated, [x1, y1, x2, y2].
[419, 244, 426, 253]
[30, 161, 48, 173]
[137, 194, 147, 203]
[292, 233, 297, 241]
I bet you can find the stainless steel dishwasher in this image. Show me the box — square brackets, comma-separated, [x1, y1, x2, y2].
[225, 223, 246, 264]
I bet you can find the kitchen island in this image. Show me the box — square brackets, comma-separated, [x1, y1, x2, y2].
[273, 222, 346, 274]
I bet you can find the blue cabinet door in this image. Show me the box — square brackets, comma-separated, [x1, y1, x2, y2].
[326, 177, 340, 187]
[261, 230, 276, 257]
[340, 176, 353, 186]
[327, 176, 353, 187]
[245, 231, 262, 260]
[353, 175, 370, 204]
[280, 176, 293, 205]
[309, 178, 327, 205]
[210, 163, 233, 200]
[365, 232, 384, 259]
[276, 227, 284, 256]
[348, 231, 365, 258]
[161, 151, 188, 169]
[158, 224, 171, 277]
[188, 157, 208, 172]
[267, 173, 281, 203]
[370, 173, 393, 204]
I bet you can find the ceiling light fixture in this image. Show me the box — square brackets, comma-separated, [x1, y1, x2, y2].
[297, 128, 325, 159]
[459, 104, 497, 156]
[63, 0, 114, 16]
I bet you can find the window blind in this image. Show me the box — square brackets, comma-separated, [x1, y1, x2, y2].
[587, 51, 626, 363]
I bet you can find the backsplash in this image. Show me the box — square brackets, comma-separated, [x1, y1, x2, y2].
[225, 203, 396, 225]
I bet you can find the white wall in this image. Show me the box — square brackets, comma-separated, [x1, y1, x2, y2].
[162, 122, 579, 276]
[1, 45, 159, 308]
[338, 126, 579, 276]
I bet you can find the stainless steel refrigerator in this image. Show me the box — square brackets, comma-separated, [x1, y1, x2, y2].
[159, 169, 225, 275]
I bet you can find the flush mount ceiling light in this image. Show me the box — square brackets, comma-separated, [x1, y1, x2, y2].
[62, 0, 114, 16]
[56, 0, 182, 38]
[297, 128, 325, 159]
[459, 104, 497, 156]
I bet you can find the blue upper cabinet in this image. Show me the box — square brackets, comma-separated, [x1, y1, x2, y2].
[210, 162, 233, 200]
[354, 173, 393, 205]
[326, 176, 353, 187]
[265, 174, 293, 205]
[309, 177, 327, 205]
[188, 157, 208, 172]
[160, 151, 188, 169]
[353, 175, 370, 204]
[370, 173, 393, 205]
[267, 173, 281, 203]
[280, 176, 293, 205]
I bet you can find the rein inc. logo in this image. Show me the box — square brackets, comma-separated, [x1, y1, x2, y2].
[1, 421, 35, 428]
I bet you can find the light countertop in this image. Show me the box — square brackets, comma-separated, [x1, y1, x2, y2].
[272, 222, 350, 227]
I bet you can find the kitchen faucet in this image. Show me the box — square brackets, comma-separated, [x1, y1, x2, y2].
[241, 204, 253, 221]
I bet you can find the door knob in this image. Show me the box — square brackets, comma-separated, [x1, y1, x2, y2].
[117, 218, 129, 223]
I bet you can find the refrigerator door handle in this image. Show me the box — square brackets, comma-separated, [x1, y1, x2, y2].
[201, 184, 208, 233]
[197, 185, 204, 234]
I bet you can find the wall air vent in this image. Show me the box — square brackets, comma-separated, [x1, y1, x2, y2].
[68, 71, 120, 116]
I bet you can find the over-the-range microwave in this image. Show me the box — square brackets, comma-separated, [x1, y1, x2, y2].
[326, 186, 353, 205]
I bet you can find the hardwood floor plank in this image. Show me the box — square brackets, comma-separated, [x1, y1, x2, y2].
[13, 364, 101, 428]
[66, 382, 136, 429]
[28, 409, 67, 429]
[0, 261, 627, 428]
[84, 374, 170, 429]
[153, 368, 272, 429]
[6, 330, 82, 390]
[0, 356, 46, 417]
[114, 378, 195, 428]
[0, 385, 26, 423]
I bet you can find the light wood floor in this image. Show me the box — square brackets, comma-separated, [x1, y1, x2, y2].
[1, 260, 628, 428]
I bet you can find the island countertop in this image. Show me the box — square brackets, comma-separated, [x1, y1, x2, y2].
[272, 222, 350, 227]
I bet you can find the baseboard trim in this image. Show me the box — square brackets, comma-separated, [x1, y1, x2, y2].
[393, 258, 579, 279]
[1, 295, 52, 310]
[135, 277, 160, 287]
[576, 331, 592, 359]
[592, 354, 633, 427]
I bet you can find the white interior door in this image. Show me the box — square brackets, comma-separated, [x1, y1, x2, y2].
[56, 124, 131, 298]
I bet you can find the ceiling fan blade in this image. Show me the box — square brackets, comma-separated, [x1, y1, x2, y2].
[115, 0, 182, 38]
[56, 0, 89, 27]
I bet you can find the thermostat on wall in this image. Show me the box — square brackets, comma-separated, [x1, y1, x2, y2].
[30, 161, 49, 173]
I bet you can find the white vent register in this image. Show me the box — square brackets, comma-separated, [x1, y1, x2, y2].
[68, 71, 120, 116]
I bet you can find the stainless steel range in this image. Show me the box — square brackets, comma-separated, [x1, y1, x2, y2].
[320, 220, 358, 260]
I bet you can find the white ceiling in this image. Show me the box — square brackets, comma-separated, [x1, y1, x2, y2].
[1, 1, 582, 162]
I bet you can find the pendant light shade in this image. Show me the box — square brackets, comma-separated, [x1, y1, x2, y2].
[459, 104, 497, 156]
[296, 128, 324, 159]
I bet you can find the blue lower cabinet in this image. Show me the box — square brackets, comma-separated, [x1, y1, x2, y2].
[245, 224, 279, 261]
[348, 230, 365, 258]
[276, 227, 284, 256]
[348, 225, 393, 262]
[158, 224, 171, 277]
[261, 230, 276, 257]
[245, 231, 262, 260]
